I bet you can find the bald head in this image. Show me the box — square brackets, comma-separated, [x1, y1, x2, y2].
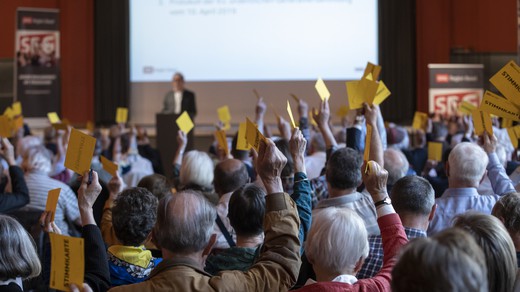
[384, 148, 409, 187]
[154, 190, 216, 254]
[213, 159, 249, 196]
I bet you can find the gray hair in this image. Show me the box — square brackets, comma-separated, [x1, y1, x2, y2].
[448, 142, 488, 186]
[154, 190, 217, 254]
[453, 212, 517, 292]
[305, 207, 369, 275]
[179, 150, 214, 190]
[391, 176, 435, 216]
[22, 145, 53, 174]
[384, 148, 409, 186]
[392, 228, 488, 292]
[0, 215, 41, 280]
[492, 192, 520, 235]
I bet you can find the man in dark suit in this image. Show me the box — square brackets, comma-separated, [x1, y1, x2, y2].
[162, 72, 197, 119]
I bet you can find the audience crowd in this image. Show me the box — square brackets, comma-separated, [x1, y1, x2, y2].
[2, 95, 520, 292]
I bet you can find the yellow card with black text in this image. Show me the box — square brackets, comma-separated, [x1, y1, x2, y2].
[176, 111, 194, 134]
[472, 109, 493, 136]
[507, 126, 520, 148]
[64, 129, 96, 175]
[490, 60, 520, 106]
[428, 142, 443, 162]
[49, 233, 84, 291]
[480, 90, 520, 121]
[245, 118, 266, 151]
[458, 101, 477, 115]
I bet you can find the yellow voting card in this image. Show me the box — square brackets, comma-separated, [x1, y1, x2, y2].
[373, 81, 391, 105]
[363, 62, 382, 80]
[49, 233, 84, 291]
[45, 188, 61, 221]
[236, 122, 251, 151]
[502, 118, 513, 129]
[64, 128, 96, 175]
[315, 78, 330, 101]
[336, 105, 350, 118]
[215, 130, 228, 156]
[507, 126, 520, 148]
[116, 107, 128, 124]
[458, 101, 477, 115]
[52, 123, 68, 131]
[412, 112, 428, 130]
[480, 90, 520, 121]
[245, 118, 266, 151]
[0, 116, 12, 137]
[12, 102, 22, 116]
[217, 106, 231, 123]
[47, 112, 61, 124]
[287, 101, 296, 128]
[176, 111, 194, 134]
[358, 75, 379, 105]
[490, 60, 520, 107]
[3, 107, 13, 119]
[472, 109, 493, 136]
[346, 81, 364, 110]
[100, 155, 118, 177]
[364, 124, 372, 161]
[428, 142, 443, 162]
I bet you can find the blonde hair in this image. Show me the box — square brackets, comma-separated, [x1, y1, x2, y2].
[0, 215, 41, 280]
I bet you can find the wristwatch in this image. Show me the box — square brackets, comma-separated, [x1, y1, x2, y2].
[374, 196, 392, 208]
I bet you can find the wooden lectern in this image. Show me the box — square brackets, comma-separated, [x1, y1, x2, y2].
[156, 113, 194, 176]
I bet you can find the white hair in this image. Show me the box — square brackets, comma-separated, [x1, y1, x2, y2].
[384, 148, 409, 186]
[179, 150, 214, 189]
[17, 136, 42, 158]
[448, 142, 488, 186]
[22, 145, 52, 174]
[305, 207, 369, 275]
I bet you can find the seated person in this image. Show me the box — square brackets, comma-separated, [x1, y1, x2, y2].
[492, 192, 520, 267]
[205, 184, 265, 275]
[453, 212, 517, 292]
[294, 161, 408, 291]
[109, 138, 301, 291]
[392, 228, 488, 292]
[107, 187, 161, 286]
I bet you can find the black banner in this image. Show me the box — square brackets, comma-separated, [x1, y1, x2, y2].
[15, 8, 60, 117]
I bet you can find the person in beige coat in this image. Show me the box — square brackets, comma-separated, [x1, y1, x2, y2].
[109, 138, 301, 292]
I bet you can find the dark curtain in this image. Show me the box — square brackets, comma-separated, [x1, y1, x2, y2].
[378, 0, 416, 124]
[94, 0, 129, 125]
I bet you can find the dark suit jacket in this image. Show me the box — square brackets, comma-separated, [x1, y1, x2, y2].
[162, 89, 197, 119]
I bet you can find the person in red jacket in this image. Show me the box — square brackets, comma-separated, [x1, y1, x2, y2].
[294, 160, 408, 291]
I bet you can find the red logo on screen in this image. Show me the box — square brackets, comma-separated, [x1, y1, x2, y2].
[22, 17, 33, 25]
[436, 74, 449, 83]
[432, 91, 480, 115]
